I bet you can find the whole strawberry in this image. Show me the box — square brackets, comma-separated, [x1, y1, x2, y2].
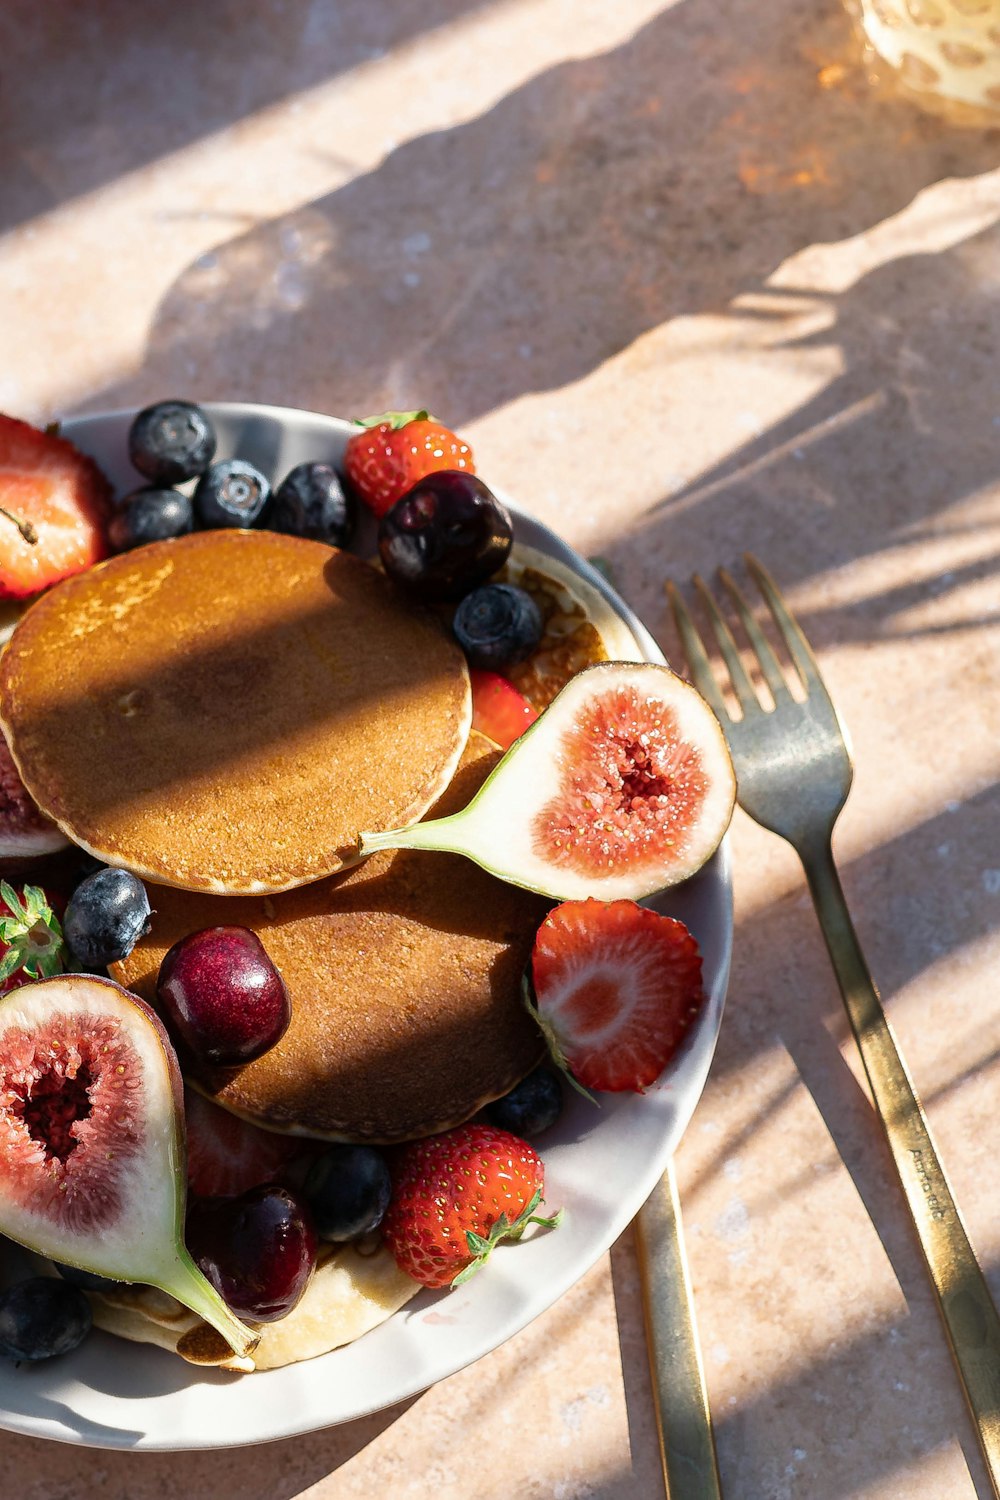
[0, 881, 66, 994]
[343, 409, 474, 519]
[382, 1123, 560, 1289]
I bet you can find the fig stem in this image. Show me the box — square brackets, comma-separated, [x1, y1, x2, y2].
[358, 815, 467, 859]
[162, 1246, 259, 1359]
[0, 505, 38, 545]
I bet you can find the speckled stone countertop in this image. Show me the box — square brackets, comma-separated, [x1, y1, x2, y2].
[2, 0, 999, 1494]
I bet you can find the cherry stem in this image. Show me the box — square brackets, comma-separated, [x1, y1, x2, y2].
[0, 505, 38, 545]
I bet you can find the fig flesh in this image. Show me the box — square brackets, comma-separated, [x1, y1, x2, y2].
[0, 974, 257, 1359]
[359, 661, 736, 902]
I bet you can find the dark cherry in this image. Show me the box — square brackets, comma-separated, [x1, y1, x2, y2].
[377, 470, 513, 601]
[186, 1185, 317, 1323]
[156, 926, 291, 1068]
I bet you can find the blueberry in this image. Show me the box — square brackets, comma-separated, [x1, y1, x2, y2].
[0, 1277, 92, 1361]
[108, 488, 194, 551]
[271, 462, 355, 548]
[484, 1066, 563, 1138]
[194, 459, 271, 529]
[377, 471, 513, 601]
[63, 867, 151, 969]
[301, 1145, 392, 1243]
[452, 583, 544, 670]
[53, 1261, 120, 1293]
[128, 401, 216, 485]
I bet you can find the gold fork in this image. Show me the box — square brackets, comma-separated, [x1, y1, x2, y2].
[667, 554, 1000, 1497]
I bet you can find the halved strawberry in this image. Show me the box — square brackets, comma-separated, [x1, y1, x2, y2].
[183, 1088, 306, 1199]
[343, 409, 475, 519]
[0, 415, 112, 600]
[470, 669, 539, 750]
[528, 899, 705, 1093]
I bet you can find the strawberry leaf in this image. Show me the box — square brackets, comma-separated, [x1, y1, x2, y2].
[0, 882, 65, 988]
[0, 948, 24, 983]
[352, 410, 430, 431]
[0, 881, 27, 923]
[450, 1190, 563, 1287]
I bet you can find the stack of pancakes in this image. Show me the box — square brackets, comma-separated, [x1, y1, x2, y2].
[0, 530, 549, 1141]
[0, 530, 553, 1369]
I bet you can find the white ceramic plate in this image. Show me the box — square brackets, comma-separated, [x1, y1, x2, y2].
[0, 403, 732, 1451]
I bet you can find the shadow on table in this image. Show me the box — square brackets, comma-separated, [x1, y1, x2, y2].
[593, 206, 1000, 1492]
[0, 1394, 419, 1498]
[617, 223, 1000, 622]
[610, 1223, 1000, 1500]
[80, 0, 999, 426]
[0, 0, 496, 234]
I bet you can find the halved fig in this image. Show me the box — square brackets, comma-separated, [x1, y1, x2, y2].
[359, 661, 736, 902]
[0, 974, 257, 1359]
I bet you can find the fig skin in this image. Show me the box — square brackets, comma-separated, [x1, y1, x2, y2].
[0, 974, 258, 1359]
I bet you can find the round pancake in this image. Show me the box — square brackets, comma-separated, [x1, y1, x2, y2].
[112, 732, 550, 1141]
[0, 531, 471, 894]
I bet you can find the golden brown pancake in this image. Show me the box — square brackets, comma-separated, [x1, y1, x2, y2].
[112, 733, 549, 1140]
[0, 531, 470, 894]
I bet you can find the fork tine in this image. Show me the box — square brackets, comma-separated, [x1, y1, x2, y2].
[692, 574, 761, 716]
[665, 580, 730, 724]
[743, 554, 823, 694]
[718, 566, 791, 704]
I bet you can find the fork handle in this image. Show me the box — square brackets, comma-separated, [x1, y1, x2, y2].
[802, 836, 1000, 1493]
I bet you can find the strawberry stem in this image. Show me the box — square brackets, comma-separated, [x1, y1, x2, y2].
[450, 1188, 564, 1287]
[520, 971, 599, 1107]
[0, 505, 38, 545]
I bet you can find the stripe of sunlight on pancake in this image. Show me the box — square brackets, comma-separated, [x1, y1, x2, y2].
[0, 0, 679, 422]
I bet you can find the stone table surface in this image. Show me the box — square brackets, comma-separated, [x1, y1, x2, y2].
[2, 0, 999, 1495]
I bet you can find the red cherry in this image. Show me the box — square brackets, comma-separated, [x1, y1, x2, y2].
[156, 926, 291, 1068]
[186, 1185, 317, 1322]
